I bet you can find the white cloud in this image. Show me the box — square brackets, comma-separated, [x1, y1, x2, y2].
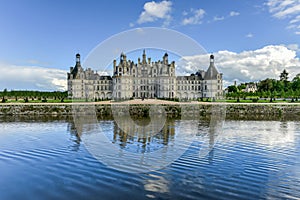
[266, 0, 300, 34]
[137, 1, 172, 26]
[177, 45, 300, 86]
[182, 8, 206, 25]
[229, 11, 240, 17]
[213, 16, 225, 21]
[246, 33, 254, 38]
[289, 15, 300, 23]
[0, 63, 67, 91]
[285, 43, 300, 51]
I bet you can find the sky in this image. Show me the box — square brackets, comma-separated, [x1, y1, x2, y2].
[0, 0, 299, 91]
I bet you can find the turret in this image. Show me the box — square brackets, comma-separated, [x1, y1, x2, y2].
[210, 54, 214, 63]
[163, 52, 168, 65]
[120, 52, 125, 63]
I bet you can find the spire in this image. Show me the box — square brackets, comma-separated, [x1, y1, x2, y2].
[142, 49, 146, 64]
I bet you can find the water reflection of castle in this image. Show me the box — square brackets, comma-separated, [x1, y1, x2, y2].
[67, 116, 218, 155]
[112, 119, 176, 152]
[68, 117, 176, 153]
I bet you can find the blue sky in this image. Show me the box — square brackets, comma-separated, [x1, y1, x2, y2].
[0, 0, 299, 90]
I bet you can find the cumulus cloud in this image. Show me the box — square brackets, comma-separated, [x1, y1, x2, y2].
[0, 63, 67, 91]
[177, 45, 300, 86]
[285, 43, 300, 51]
[137, 1, 172, 26]
[266, 0, 300, 34]
[229, 11, 240, 17]
[182, 8, 206, 25]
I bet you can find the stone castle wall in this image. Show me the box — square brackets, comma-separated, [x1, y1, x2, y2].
[0, 103, 300, 120]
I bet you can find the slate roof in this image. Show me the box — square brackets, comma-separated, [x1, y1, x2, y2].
[204, 56, 219, 80]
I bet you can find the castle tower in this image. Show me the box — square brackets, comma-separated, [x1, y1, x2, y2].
[68, 53, 82, 79]
[204, 55, 218, 80]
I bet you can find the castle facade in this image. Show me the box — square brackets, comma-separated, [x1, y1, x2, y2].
[67, 51, 223, 100]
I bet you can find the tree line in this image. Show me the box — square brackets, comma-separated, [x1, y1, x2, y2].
[226, 70, 300, 102]
[1, 89, 68, 102]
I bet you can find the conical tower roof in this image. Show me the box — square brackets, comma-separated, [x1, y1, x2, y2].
[70, 53, 82, 78]
[204, 55, 219, 80]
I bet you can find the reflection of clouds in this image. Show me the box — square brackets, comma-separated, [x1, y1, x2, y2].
[144, 173, 169, 196]
[222, 121, 297, 147]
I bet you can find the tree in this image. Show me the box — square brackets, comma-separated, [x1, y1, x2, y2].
[292, 76, 300, 91]
[258, 78, 275, 92]
[280, 69, 289, 81]
[3, 88, 7, 97]
[227, 85, 238, 93]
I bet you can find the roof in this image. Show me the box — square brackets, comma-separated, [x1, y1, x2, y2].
[204, 61, 219, 80]
[70, 62, 81, 76]
[99, 76, 112, 80]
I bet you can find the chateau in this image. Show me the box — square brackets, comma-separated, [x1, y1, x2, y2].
[67, 51, 223, 100]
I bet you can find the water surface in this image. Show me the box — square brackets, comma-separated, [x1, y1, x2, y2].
[0, 116, 299, 199]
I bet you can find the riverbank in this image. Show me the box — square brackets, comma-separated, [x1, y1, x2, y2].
[1, 100, 300, 120]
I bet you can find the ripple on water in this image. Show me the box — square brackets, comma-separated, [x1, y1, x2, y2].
[0, 119, 300, 199]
